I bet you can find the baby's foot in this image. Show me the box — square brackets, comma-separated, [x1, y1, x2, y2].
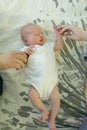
[38, 110, 50, 121]
[48, 119, 56, 130]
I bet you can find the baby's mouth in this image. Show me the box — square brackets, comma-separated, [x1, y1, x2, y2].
[40, 38, 45, 43]
[40, 39, 43, 42]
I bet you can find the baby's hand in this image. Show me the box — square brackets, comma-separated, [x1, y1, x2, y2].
[25, 45, 35, 55]
[53, 25, 62, 38]
[53, 25, 62, 33]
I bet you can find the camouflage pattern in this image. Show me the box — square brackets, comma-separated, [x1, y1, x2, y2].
[0, 0, 87, 130]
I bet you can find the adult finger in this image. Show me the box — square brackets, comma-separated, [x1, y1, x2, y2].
[15, 60, 25, 70]
[60, 25, 72, 34]
[15, 52, 28, 64]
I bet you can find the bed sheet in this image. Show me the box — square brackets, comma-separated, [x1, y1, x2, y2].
[0, 0, 87, 130]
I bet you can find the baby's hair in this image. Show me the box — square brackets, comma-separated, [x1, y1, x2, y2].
[21, 23, 33, 42]
[20, 23, 39, 42]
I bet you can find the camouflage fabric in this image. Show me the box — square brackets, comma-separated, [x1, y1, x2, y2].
[0, 0, 87, 130]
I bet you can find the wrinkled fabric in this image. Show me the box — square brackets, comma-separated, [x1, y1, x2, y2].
[79, 116, 87, 130]
[0, 0, 87, 130]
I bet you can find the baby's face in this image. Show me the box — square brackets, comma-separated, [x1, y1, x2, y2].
[26, 25, 46, 46]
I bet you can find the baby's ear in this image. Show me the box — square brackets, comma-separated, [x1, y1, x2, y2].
[24, 40, 29, 46]
[25, 40, 28, 43]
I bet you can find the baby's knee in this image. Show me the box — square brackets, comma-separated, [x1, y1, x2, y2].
[28, 85, 40, 99]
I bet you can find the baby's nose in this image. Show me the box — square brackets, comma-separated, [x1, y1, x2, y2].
[40, 34, 44, 38]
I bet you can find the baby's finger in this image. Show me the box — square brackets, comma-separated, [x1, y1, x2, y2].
[25, 47, 34, 54]
[62, 33, 73, 39]
[29, 44, 35, 49]
[25, 50, 32, 55]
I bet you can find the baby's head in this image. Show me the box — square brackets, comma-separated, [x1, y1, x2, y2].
[21, 23, 46, 46]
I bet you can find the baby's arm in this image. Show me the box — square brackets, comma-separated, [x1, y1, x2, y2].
[53, 26, 64, 52]
[84, 82, 87, 104]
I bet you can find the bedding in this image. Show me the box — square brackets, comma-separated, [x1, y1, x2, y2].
[0, 0, 87, 130]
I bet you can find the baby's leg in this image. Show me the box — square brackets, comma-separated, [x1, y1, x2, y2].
[84, 81, 87, 104]
[48, 85, 60, 130]
[28, 85, 50, 121]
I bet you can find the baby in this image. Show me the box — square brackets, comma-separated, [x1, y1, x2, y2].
[20, 23, 64, 130]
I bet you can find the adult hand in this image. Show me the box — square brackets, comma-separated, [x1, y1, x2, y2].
[0, 51, 28, 70]
[56, 25, 87, 41]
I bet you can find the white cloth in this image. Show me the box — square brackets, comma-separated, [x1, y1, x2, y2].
[22, 42, 58, 100]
